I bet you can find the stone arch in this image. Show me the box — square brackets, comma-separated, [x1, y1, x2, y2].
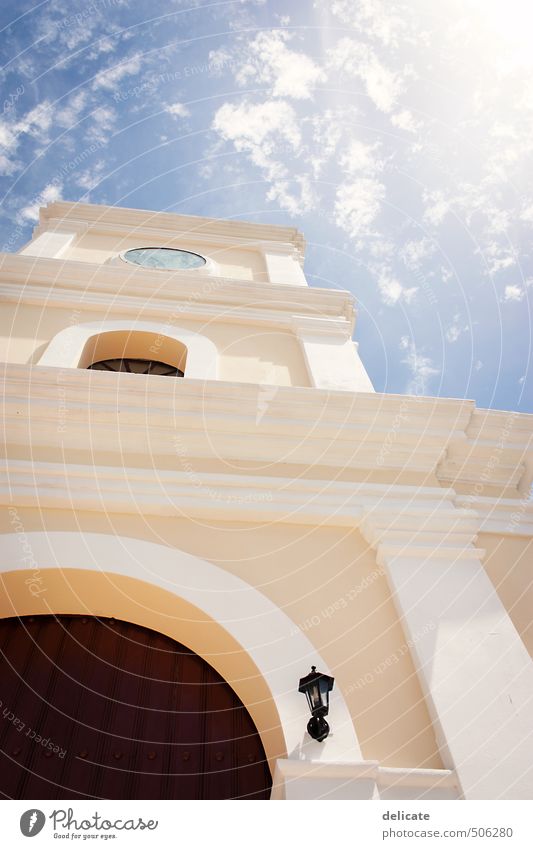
[0, 531, 362, 776]
[37, 320, 218, 380]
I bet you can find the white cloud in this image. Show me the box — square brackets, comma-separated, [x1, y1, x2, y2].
[520, 203, 533, 224]
[86, 106, 116, 145]
[378, 271, 403, 304]
[334, 177, 385, 239]
[266, 176, 316, 216]
[377, 268, 417, 305]
[373, 267, 418, 306]
[0, 122, 18, 155]
[400, 337, 439, 395]
[0, 99, 55, 176]
[93, 53, 143, 91]
[212, 100, 300, 178]
[445, 314, 469, 343]
[76, 159, 106, 192]
[400, 238, 435, 270]
[440, 266, 454, 283]
[328, 0, 413, 49]
[309, 109, 353, 176]
[16, 101, 55, 141]
[86, 36, 118, 60]
[56, 92, 88, 129]
[233, 30, 325, 99]
[483, 241, 516, 275]
[0, 153, 19, 175]
[423, 191, 450, 226]
[328, 38, 404, 112]
[504, 284, 524, 301]
[165, 102, 190, 119]
[340, 139, 383, 176]
[18, 182, 62, 223]
[391, 110, 421, 132]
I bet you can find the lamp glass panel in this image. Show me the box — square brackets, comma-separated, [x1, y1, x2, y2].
[309, 682, 321, 711]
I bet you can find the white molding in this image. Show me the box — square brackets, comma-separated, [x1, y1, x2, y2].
[2, 362, 532, 491]
[1, 459, 466, 526]
[0, 253, 354, 338]
[1, 365, 474, 474]
[271, 759, 459, 800]
[0, 283, 352, 338]
[455, 494, 533, 536]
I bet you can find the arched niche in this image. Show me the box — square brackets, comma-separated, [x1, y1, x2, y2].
[36, 320, 218, 380]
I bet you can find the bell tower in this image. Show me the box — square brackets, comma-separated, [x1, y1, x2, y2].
[16, 201, 374, 393]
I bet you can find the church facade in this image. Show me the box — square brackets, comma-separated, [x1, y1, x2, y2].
[0, 201, 532, 800]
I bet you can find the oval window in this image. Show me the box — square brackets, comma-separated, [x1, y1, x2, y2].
[123, 247, 206, 270]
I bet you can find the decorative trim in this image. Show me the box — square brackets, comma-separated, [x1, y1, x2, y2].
[2, 362, 532, 491]
[2, 364, 475, 475]
[0, 253, 355, 338]
[1, 459, 466, 525]
[455, 494, 533, 537]
[271, 759, 459, 800]
[38, 201, 307, 264]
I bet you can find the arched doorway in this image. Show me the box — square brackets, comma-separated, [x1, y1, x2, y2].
[0, 615, 272, 800]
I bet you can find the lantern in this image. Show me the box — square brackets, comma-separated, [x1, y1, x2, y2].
[298, 666, 335, 742]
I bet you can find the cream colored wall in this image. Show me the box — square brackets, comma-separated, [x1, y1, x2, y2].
[0, 303, 310, 387]
[64, 232, 267, 281]
[0, 505, 443, 770]
[480, 533, 533, 658]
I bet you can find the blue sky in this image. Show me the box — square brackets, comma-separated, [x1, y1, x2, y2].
[1, 0, 532, 412]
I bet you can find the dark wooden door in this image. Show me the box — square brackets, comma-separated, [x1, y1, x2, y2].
[0, 615, 272, 800]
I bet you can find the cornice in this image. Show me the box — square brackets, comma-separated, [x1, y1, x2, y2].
[455, 494, 533, 537]
[34, 217, 304, 260]
[0, 253, 355, 334]
[436, 407, 533, 496]
[39, 202, 307, 264]
[0, 457, 466, 527]
[0, 364, 470, 476]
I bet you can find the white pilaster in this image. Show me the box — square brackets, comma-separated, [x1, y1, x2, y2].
[298, 332, 375, 392]
[261, 245, 307, 285]
[361, 507, 533, 800]
[20, 230, 76, 258]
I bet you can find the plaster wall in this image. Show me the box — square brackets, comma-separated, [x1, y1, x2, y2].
[64, 232, 267, 282]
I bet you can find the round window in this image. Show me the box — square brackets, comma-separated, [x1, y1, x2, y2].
[122, 247, 206, 270]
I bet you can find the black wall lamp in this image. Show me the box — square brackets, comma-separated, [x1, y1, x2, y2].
[298, 666, 334, 742]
